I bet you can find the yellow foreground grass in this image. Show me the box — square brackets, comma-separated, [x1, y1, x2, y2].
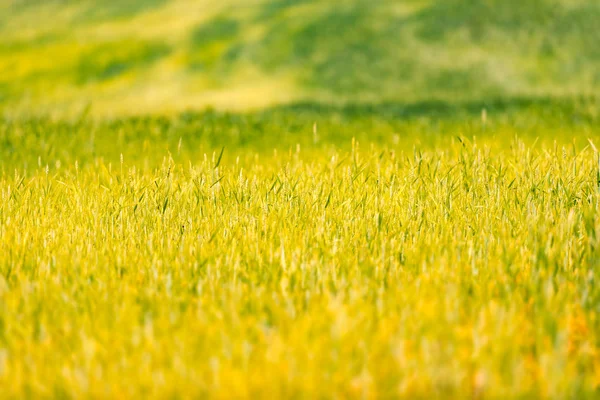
[1, 138, 599, 398]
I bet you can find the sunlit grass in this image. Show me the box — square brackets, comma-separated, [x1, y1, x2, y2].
[0, 108, 599, 397]
[1, 1, 599, 397]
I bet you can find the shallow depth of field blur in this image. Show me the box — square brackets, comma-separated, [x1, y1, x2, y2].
[1, 1, 599, 398]
[2, 0, 600, 115]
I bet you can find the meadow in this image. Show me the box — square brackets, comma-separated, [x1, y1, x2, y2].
[1, 100, 599, 398]
[1, 0, 600, 398]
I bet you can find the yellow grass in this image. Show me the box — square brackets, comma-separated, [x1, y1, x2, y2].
[1, 132, 599, 398]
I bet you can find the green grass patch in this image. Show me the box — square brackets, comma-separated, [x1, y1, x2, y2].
[76, 40, 171, 84]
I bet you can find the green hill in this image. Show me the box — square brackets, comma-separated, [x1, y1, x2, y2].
[1, 0, 599, 116]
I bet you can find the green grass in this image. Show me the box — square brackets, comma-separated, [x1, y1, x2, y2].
[1, 100, 600, 398]
[1, 0, 599, 115]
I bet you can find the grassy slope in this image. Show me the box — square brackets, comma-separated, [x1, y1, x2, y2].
[1, 0, 599, 115]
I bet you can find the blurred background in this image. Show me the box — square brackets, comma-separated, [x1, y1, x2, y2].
[1, 0, 599, 117]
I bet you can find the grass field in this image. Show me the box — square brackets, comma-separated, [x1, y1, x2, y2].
[1, 0, 600, 398]
[1, 100, 600, 398]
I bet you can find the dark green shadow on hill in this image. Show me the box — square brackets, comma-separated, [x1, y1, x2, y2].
[76, 40, 171, 84]
[255, 0, 313, 21]
[412, 0, 558, 41]
[412, 0, 600, 54]
[192, 17, 240, 44]
[188, 17, 241, 74]
[260, 96, 599, 123]
[0, 83, 11, 104]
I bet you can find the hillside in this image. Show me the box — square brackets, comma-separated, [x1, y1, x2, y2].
[1, 0, 599, 116]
